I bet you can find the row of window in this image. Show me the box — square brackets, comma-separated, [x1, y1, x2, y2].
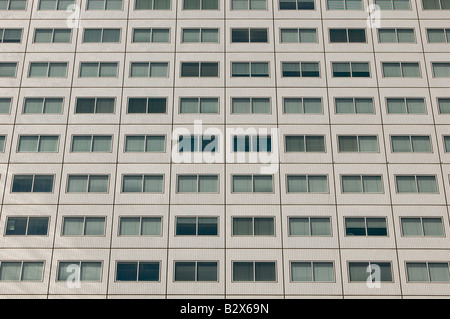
[1, 0, 449, 12]
[3, 215, 445, 238]
[1, 259, 450, 284]
[4, 173, 445, 194]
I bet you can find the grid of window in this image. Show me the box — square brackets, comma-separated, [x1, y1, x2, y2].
[281, 62, 320, 77]
[83, 29, 120, 43]
[285, 135, 325, 152]
[382, 62, 421, 78]
[335, 98, 374, 114]
[231, 62, 269, 77]
[378, 28, 415, 43]
[233, 135, 271, 152]
[232, 175, 273, 193]
[17, 135, 59, 153]
[291, 262, 335, 282]
[119, 217, 162, 236]
[23, 98, 63, 114]
[12, 175, 54, 193]
[232, 97, 271, 114]
[401, 217, 444, 237]
[0, 29, 22, 43]
[329, 28, 366, 43]
[66, 175, 109, 193]
[232, 217, 274, 236]
[181, 28, 218, 43]
[181, 62, 219, 77]
[122, 175, 164, 193]
[133, 28, 169, 43]
[395, 175, 438, 193]
[286, 175, 328, 193]
[29, 62, 67, 78]
[406, 262, 450, 282]
[34, 29, 71, 43]
[345, 217, 387, 236]
[231, 28, 268, 43]
[62, 217, 105, 236]
[341, 175, 383, 193]
[288, 217, 331, 236]
[177, 175, 219, 193]
[116, 261, 160, 281]
[174, 261, 218, 282]
[57, 261, 102, 282]
[338, 135, 378, 152]
[5, 217, 49, 236]
[79, 62, 117, 78]
[280, 28, 317, 43]
[348, 262, 393, 282]
[332, 62, 370, 78]
[0, 261, 44, 281]
[176, 216, 218, 236]
[75, 97, 115, 114]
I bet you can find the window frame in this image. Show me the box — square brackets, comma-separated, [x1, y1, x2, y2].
[287, 216, 333, 237]
[176, 174, 220, 194]
[173, 260, 219, 282]
[231, 216, 276, 237]
[400, 216, 445, 237]
[61, 216, 107, 237]
[175, 216, 219, 237]
[0, 260, 45, 282]
[118, 216, 163, 237]
[344, 216, 389, 237]
[121, 174, 165, 193]
[66, 174, 110, 194]
[231, 174, 275, 194]
[340, 174, 384, 194]
[4, 216, 50, 237]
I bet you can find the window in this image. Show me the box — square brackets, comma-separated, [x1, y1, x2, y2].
[284, 135, 325, 152]
[128, 97, 166, 114]
[5, 217, 49, 236]
[327, 0, 362, 10]
[183, 0, 219, 9]
[232, 0, 266, 9]
[378, 29, 415, 43]
[382, 62, 421, 78]
[175, 217, 218, 236]
[0, 135, 5, 152]
[286, 175, 328, 193]
[57, 261, 102, 282]
[34, 29, 71, 43]
[179, 97, 218, 114]
[281, 62, 320, 77]
[231, 62, 269, 77]
[232, 261, 276, 282]
[39, 0, 74, 10]
[232, 217, 274, 236]
[125, 135, 165, 152]
[375, 0, 410, 9]
[12, 175, 54, 193]
[283, 97, 322, 114]
[0, 98, 11, 114]
[86, 0, 122, 9]
[288, 217, 331, 236]
[341, 175, 383, 193]
[134, 0, 171, 10]
[62, 217, 105, 236]
[231, 28, 268, 43]
[180, 62, 219, 77]
[338, 135, 378, 152]
[177, 175, 218, 193]
[332, 62, 370, 77]
[116, 261, 160, 282]
[75, 97, 115, 114]
[395, 175, 438, 193]
[174, 261, 218, 282]
[427, 29, 450, 43]
[29, 62, 67, 78]
[71, 135, 112, 152]
[79, 62, 117, 78]
[178, 135, 218, 152]
[406, 262, 450, 282]
[291, 262, 334, 282]
[386, 98, 425, 114]
[233, 135, 271, 152]
[17, 135, 58, 152]
[232, 98, 271, 114]
[439, 98, 450, 114]
[280, 28, 317, 43]
[348, 262, 392, 282]
[0, 0, 27, 10]
[390, 135, 431, 152]
[23, 97, 63, 114]
[345, 217, 387, 236]
[0, 261, 44, 281]
[67, 175, 109, 193]
[232, 175, 273, 193]
[119, 217, 162, 236]
[444, 136, 450, 152]
[279, 0, 315, 10]
[329, 29, 366, 43]
[130, 62, 168, 77]
[122, 175, 164, 193]
[0, 29, 22, 43]
[422, 0, 450, 9]
[83, 29, 120, 43]
[432, 63, 450, 77]
[401, 217, 444, 237]
[132, 28, 169, 43]
[335, 98, 374, 114]
[181, 28, 218, 43]
[0, 62, 17, 77]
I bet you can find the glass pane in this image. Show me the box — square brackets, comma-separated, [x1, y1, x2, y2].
[122, 175, 143, 192]
[383, 63, 401, 77]
[9, 0, 27, 9]
[174, 262, 195, 281]
[150, 63, 168, 77]
[391, 136, 411, 152]
[39, 0, 57, 10]
[284, 98, 302, 114]
[84, 29, 102, 43]
[138, 262, 159, 281]
[313, 262, 334, 282]
[348, 29, 366, 42]
[88, 175, 108, 192]
[44, 98, 63, 114]
[387, 98, 406, 114]
[291, 262, 312, 281]
[342, 176, 362, 193]
[251, 62, 269, 77]
[99, 63, 117, 77]
[401, 218, 422, 236]
[327, 0, 345, 9]
[439, 98, 450, 114]
[92, 136, 111, 152]
[197, 262, 217, 281]
[201, 29, 218, 42]
[48, 63, 67, 77]
[362, 176, 382, 193]
[200, 62, 218, 77]
[57, 262, 77, 281]
[396, 176, 417, 193]
[21, 262, 43, 281]
[102, 29, 120, 42]
[393, 0, 410, 9]
[80, 63, 98, 77]
[311, 218, 331, 236]
[366, 218, 387, 236]
[253, 175, 273, 192]
[128, 98, 147, 113]
[200, 98, 218, 113]
[176, 217, 196, 236]
[34, 29, 53, 43]
[180, 98, 198, 113]
[289, 218, 309, 236]
[29, 63, 48, 77]
[254, 217, 274, 236]
[250, 29, 267, 42]
[232, 0, 247, 9]
[287, 175, 307, 193]
[116, 262, 137, 281]
[285, 136, 304, 152]
[301, 62, 320, 77]
[232, 175, 252, 192]
[143, 175, 163, 193]
[182, 29, 200, 42]
[378, 29, 397, 43]
[233, 262, 253, 281]
[304, 98, 322, 113]
[95, 97, 113, 112]
[135, 0, 152, 9]
[255, 262, 276, 281]
[80, 262, 101, 281]
[433, 63, 450, 77]
[87, 0, 105, 9]
[300, 29, 317, 42]
[67, 175, 88, 193]
[71, 136, 90, 152]
[198, 175, 218, 193]
[335, 98, 354, 114]
[105, 0, 122, 9]
[147, 135, 165, 152]
[232, 62, 249, 77]
[411, 136, 431, 152]
[152, 29, 169, 42]
[5, 217, 27, 235]
[345, 218, 366, 236]
[18, 136, 38, 152]
[177, 175, 197, 192]
[38, 136, 58, 152]
[308, 175, 327, 192]
[133, 29, 151, 42]
[125, 136, 145, 152]
[198, 217, 217, 236]
[141, 217, 161, 235]
[339, 136, 358, 152]
[428, 29, 446, 43]
[233, 217, 252, 235]
[232, 29, 249, 42]
[332, 63, 351, 77]
[84, 217, 105, 236]
[154, 0, 170, 9]
[232, 98, 249, 113]
[281, 29, 298, 42]
[181, 62, 199, 77]
[0, 98, 11, 114]
[422, 218, 444, 236]
[330, 29, 347, 42]
[63, 217, 84, 235]
[402, 63, 420, 77]
[282, 62, 300, 77]
[349, 262, 369, 281]
[305, 136, 324, 152]
[12, 175, 33, 192]
[252, 98, 270, 113]
[119, 217, 140, 236]
[397, 29, 415, 42]
[202, 0, 218, 9]
[0, 262, 22, 281]
[416, 176, 437, 193]
[33, 175, 53, 192]
[351, 63, 370, 77]
[429, 263, 450, 282]
[359, 136, 378, 152]
[406, 263, 428, 282]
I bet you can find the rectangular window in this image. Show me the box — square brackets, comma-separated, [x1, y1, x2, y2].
[180, 62, 219, 77]
[378, 28, 415, 43]
[232, 261, 276, 282]
[386, 98, 425, 114]
[432, 63, 450, 77]
[286, 175, 328, 193]
[181, 28, 218, 43]
[231, 28, 268, 43]
[12, 175, 54, 193]
[5, 217, 49, 236]
[134, 0, 171, 10]
[183, 0, 219, 9]
[0, 29, 22, 43]
[348, 262, 393, 282]
[233, 135, 271, 152]
[280, 28, 317, 43]
[327, 0, 362, 10]
[0, 98, 11, 114]
[382, 62, 421, 78]
[232, 175, 273, 193]
[443, 136, 450, 153]
[288, 217, 331, 236]
[375, 0, 410, 9]
[66, 175, 109, 193]
[291, 262, 334, 282]
[132, 28, 169, 43]
[0, 261, 44, 281]
[232, 97, 271, 114]
[391, 135, 431, 152]
[0, 62, 17, 77]
[231, 0, 267, 9]
[406, 262, 450, 282]
[279, 0, 315, 9]
[338, 135, 378, 152]
[179, 97, 219, 114]
[57, 261, 102, 281]
[17, 135, 58, 152]
[0, 0, 27, 10]
[174, 261, 218, 282]
[427, 29, 450, 43]
[116, 261, 160, 282]
[79, 62, 117, 78]
[119, 217, 162, 236]
[285, 135, 325, 152]
[127, 97, 166, 114]
[0, 135, 4, 152]
[175, 217, 218, 236]
[332, 62, 370, 77]
[401, 217, 444, 237]
[232, 217, 274, 236]
[396, 175, 438, 193]
[23, 97, 63, 114]
[124, 135, 165, 152]
[122, 175, 164, 193]
[341, 175, 383, 193]
[231, 62, 269, 77]
[177, 175, 218, 193]
[335, 98, 374, 114]
[62, 217, 105, 236]
[329, 28, 366, 43]
[438, 98, 450, 114]
[75, 97, 114, 114]
[130, 62, 168, 77]
[283, 97, 322, 114]
[87, 0, 122, 9]
[281, 62, 320, 77]
[34, 29, 71, 43]
[39, 0, 74, 10]
[345, 217, 387, 236]
[83, 28, 120, 43]
[422, 0, 450, 9]
[28, 62, 67, 78]
[71, 135, 112, 152]
[178, 135, 218, 152]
